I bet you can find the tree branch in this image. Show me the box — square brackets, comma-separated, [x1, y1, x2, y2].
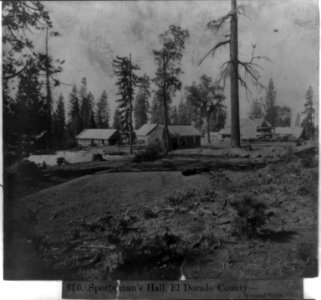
[207, 12, 232, 31]
[198, 40, 230, 66]
[3, 61, 30, 80]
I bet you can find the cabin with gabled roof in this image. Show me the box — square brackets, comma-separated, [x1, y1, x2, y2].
[75, 129, 121, 147]
[135, 124, 202, 149]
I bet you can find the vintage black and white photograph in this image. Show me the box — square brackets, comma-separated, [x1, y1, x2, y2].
[2, 0, 319, 281]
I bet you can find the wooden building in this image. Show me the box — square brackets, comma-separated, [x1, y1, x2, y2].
[76, 129, 121, 147]
[135, 124, 202, 149]
[251, 118, 274, 138]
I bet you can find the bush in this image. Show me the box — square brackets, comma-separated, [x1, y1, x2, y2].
[166, 189, 197, 207]
[134, 143, 164, 162]
[92, 153, 105, 161]
[230, 193, 270, 239]
[57, 157, 67, 166]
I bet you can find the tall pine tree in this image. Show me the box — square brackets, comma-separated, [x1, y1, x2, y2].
[134, 74, 150, 129]
[113, 55, 140, 154]
[264, 78, 277, 126]
[153, 25, 189, 151]
[52, 94, 66, 149]
[87, 92, 96, 128]
[96, 90, 110, 128]
[79, 77, 91, 129]
[68, 85, 81, 138]
[14, 58, 47, 154]
[301, 86, 315, 139]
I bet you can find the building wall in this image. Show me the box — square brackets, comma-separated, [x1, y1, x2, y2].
[77, 138, 110, 146]
[147, 126, 165, 145]
[77, 139, 92, 147]
[169, 135, 200, 149]
[136, 136, 148, 144]
[108, 131, 122, 145]
[138, 126, 201, 149]
[92, 139, 108, 146]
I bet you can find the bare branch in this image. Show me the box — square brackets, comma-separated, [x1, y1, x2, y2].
[216, 61, 232, 89]
[238, 74, 252, 102]
[207, 12, 232, 31]
[198, 40, 230, 66]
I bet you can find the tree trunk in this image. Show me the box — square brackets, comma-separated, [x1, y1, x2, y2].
[230, 0, 241, 148]
[163, 91, 170, 151]
[207, 115, 211, 144]
[45, 27, 52, 149]
[162, 53, 170, 152]
[129, 54, 133, 155]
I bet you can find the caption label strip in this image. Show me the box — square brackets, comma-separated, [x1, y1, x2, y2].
[63, 279, 303, 299]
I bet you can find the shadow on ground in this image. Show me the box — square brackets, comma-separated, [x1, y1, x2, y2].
[258, 229, 298, 243]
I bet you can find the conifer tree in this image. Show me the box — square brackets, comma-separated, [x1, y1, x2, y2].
[134, 74, 150, 129]
[68, 85, 81, 138]
[96, 90, 110, 128]
[52, 94, 66, 148]
[113, 55, 140, 154]
[14, 58, 47, 153]
[301, 86, 315, 139]
[264, 78, 277, 126]
[153, 25, 189, 151]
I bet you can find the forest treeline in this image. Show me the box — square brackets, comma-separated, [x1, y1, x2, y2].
[2, 1, 316, 159]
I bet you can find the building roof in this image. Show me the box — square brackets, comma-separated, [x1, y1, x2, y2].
[218, 119, 258, 140]
[220, 119, 256, 134]
[136, 123, 201, 137]
[274, 127, 303, 137]
[136, 124, 158, 136]
[76, 129, 118, 140]
[168, 125, 202, 137]
[251, 118, 272, 128]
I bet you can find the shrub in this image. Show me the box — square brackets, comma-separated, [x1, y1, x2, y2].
[144, 208, 159, 219]
[166, 189, 197, 207]
[92, 153, 105, 161]
[134, 143, 164, 162]
[57, 157, 67, 166]
[230, 193, 269, 239]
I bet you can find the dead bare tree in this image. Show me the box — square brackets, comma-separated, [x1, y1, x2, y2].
[199, 0, 269, 148]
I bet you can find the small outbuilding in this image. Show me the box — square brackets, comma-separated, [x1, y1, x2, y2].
[76, 129, 121, 147]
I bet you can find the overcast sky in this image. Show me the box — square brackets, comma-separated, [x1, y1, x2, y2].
[36, 0, 319, 123]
